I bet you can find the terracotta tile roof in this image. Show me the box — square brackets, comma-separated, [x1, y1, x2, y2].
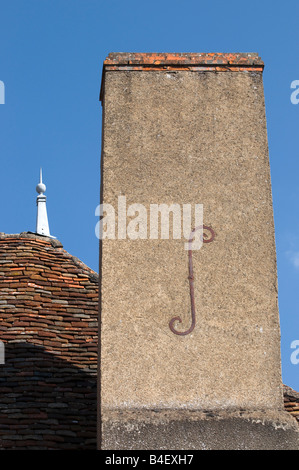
[0, 233, 98, 449]
[284, 385, 299, 425]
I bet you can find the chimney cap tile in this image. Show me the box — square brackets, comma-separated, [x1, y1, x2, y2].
[103, 52, 264, 67]
[100, 52, 264, 102]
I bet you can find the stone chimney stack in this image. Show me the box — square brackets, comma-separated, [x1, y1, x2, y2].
[98, 53, 299, 450]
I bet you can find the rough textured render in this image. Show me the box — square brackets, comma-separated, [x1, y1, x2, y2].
[0, 233, 98, 450]
[99, 52, 299, 449]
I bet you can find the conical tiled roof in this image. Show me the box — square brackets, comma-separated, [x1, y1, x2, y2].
[284, 385, 299, 425]
[0, 232, 98, 449]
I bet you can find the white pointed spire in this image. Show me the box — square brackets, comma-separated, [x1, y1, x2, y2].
[36, 168, 51, 237]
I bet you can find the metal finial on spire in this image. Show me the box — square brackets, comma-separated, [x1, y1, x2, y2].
[36, 168, 51, 237]
[36, 168, 46, 196]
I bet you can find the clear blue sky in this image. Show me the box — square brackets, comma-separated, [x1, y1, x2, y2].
[0, 0, 298, 392]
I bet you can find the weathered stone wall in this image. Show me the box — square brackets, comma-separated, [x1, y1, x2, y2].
[99, 52, 299, 449]
[100, 53, 282, 410]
